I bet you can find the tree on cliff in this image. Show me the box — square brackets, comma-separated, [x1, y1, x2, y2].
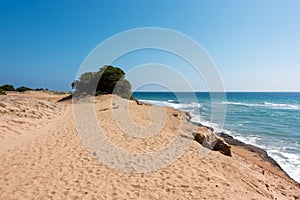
[72, 65, 132, 99]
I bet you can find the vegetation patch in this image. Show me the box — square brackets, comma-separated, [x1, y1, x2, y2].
[16, 86, 33, 92]
[0, 84, 15, 91]
[0, 88, 6, 95]
[72, 65, 132, 99]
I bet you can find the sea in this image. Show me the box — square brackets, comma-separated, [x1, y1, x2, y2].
[132, 92, 300, 183]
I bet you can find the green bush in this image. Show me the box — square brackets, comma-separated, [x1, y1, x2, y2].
[0, 88, 6, 95]
[72, 65, 132, 99]
[0, 84, 15, 91]
[16, 86, 32, 92]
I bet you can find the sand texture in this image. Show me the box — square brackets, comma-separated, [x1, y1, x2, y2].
[0, 92, 299, 199]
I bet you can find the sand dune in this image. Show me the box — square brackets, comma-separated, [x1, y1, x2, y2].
[0, 92, 66, 153]
[0, 92, 299, 199]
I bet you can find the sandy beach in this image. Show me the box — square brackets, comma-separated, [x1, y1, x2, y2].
[0, 91, 299, 199]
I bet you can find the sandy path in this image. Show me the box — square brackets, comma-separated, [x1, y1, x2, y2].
[0, 94, 299, 199]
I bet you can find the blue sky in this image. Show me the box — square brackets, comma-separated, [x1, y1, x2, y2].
[0, 0, 299, 91]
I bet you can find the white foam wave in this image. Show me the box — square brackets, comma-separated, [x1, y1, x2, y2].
[263, 102, 300, 110]
[222, 101, 300, 110]
[222, 101, 261, 107]
[138, 99, 201, 110]
[188, 113, 226, 134]
[167, 99, 180, 104]
[268, 150, 300, 183]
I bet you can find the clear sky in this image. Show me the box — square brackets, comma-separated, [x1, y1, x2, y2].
[0, 0, 299, 91]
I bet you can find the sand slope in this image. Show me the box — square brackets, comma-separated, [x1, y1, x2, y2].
[0, 92, 299, 199]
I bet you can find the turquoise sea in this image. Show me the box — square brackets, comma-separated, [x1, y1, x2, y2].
[132, 92, 300, 183]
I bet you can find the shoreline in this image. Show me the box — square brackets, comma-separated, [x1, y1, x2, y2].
[136, 99, 300, 185]
[59, 94, 299, 185]
[191, 118, 300, 186]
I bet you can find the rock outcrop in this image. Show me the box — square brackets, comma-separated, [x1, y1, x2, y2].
[193, 127, 232, 156]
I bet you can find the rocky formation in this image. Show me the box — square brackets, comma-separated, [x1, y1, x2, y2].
[193, 128, 232, 156]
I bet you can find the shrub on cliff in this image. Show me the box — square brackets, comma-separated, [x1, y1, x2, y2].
[0, 84, 15, 91]
[0, 88, 6, 95]
[16, 86, 32, 92]
[72, 65, 132, 99]
[35, 87, 45, 91]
